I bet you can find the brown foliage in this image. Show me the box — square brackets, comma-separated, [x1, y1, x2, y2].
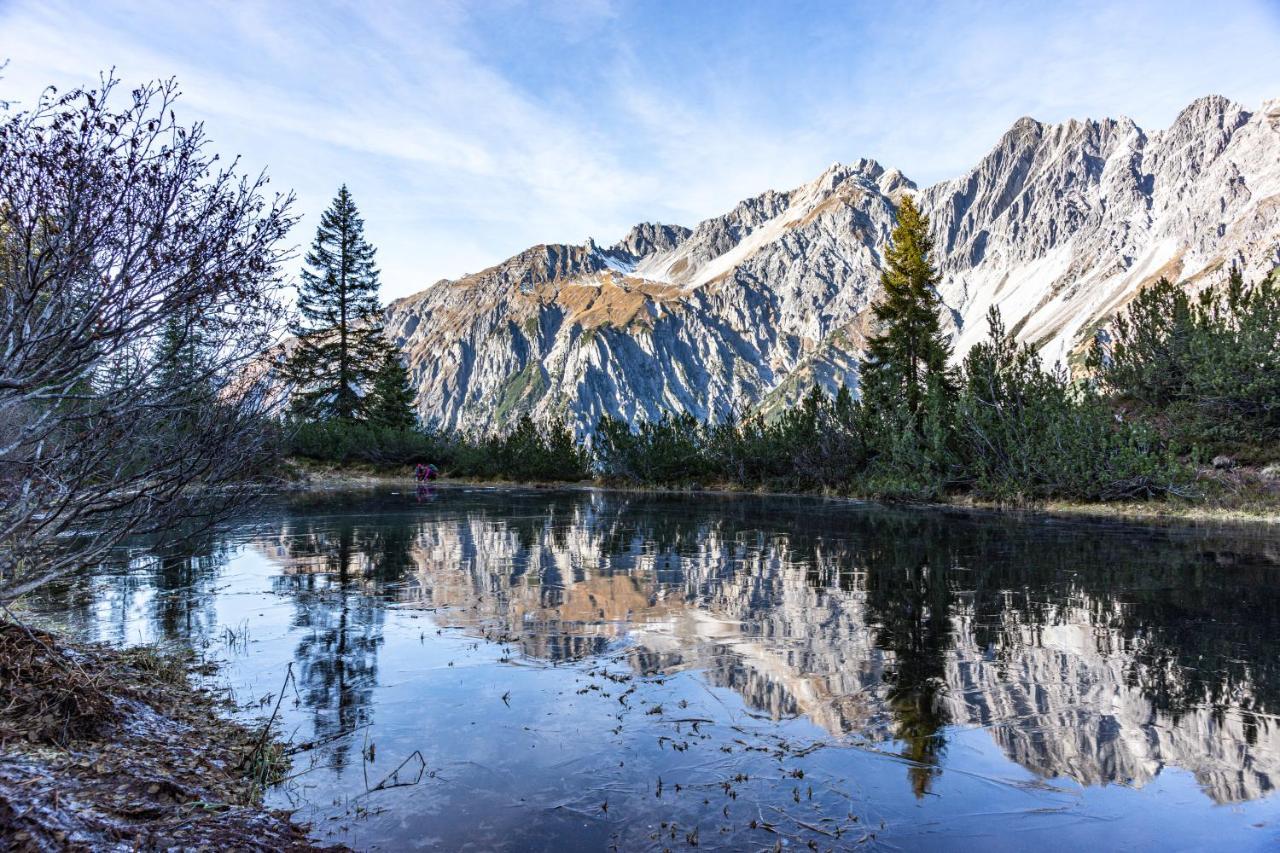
[0, 621, 116, 744]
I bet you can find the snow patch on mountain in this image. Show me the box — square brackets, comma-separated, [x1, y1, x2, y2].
[382, 95, 1280, 433]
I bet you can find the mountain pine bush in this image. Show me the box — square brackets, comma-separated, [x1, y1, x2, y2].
[1089, 265, 1280, 458]
[959, 309, 1183, 501]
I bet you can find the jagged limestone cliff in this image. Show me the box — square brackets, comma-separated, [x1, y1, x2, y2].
[382, 96, 1280, 433]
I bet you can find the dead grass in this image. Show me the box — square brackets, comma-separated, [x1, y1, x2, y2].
[0, 621, 332, 850]
[554, 275, 684, 331]
[792, 183, 865, 228]
[0, 621, 117, 746]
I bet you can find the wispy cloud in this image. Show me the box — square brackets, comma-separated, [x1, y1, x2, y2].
[1, 0, 1277, 298]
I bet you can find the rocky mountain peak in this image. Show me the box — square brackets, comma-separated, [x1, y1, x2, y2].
[876, 167, 915, 198]
[504, 242, 606, 291]
[379, 94, 1280, 435]
[810, 158, 916, 196]
[1174, 93, 1246, 126]
[1005, 114, 1045, 143]
[605, 222, 692, 263]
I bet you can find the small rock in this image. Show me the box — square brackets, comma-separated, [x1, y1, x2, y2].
[1212, 455, 1236, 470]
[1260, 463, 1280, 481]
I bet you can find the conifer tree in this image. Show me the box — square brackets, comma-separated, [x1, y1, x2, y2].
[155, 310, 208, 396]
[859, 195, 954, 425]
[153, 309, 215, 435]
[285, 185, 387, 421]
[367, 348, 418, 429]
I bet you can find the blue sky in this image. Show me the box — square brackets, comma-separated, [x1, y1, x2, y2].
[2, 0, 1278, 299]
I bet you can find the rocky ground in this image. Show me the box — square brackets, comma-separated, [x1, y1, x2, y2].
[0, 620, 333, 851]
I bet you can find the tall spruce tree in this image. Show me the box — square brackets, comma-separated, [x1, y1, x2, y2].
[859, 195, 954, 424]
[367, 348, 418, 429]
[286, 185, 387, 421]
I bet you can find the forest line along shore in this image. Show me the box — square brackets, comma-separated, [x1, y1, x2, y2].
[286, 462, 1280, 528]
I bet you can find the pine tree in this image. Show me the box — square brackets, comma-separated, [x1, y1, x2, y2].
[155, 310, 209, 397]
[367, 348, 418, 429]
[154, 309, 214, 434]
[285, 185, 387, 422]
[859, 195, 954, 425]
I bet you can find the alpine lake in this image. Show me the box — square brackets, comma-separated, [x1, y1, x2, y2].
[25, 486, 1280, 851]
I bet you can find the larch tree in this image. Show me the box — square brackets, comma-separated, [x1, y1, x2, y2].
[859, 194, 954, 425]
[285, 185, 388, 422]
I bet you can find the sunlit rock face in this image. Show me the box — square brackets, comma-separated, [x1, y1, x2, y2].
[384, 95, 1280, 433]
[384, 160, 902, 434]
[924, 95, 1280, 367]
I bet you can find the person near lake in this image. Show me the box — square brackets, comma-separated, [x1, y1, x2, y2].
[414, 465, 438, 501]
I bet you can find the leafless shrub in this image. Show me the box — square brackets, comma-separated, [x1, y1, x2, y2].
[0, 74, 296, 599]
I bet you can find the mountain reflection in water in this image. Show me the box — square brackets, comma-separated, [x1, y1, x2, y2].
[35, 488, 1280, 850]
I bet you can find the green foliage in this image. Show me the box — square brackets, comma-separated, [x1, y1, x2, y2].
[1087, 277, 1195, 407]
[860, 387, 955, 501]
[149, 309, 224, 453]
[959, 309, 1183, 501]
[1089, 266, 1280, 456]
[596, 386, 872, 491]
[287, 255, 1280, 507]
[847, 194, 960, 498]
[366, 349, 417, 430]
[284, 186, 390, 422]
[704, 411, 795, 487]
[494, 361, 548, 426]
[860, 195, 955, 426]
[475, 414, 592, 482]
[154, 310, 213, 410]
[591, 299, 1192, 503]
[288, 413, 590, 482]
[595, 412, 715, 485]
[289, 419, 446, 466]
[727, 384, 870, 490]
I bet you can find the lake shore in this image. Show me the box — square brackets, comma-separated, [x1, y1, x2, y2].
[0, 620, 329, 851]
[286, 461, 1280, 526]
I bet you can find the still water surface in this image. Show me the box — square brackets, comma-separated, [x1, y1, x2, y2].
[29, 487, 1280, 850]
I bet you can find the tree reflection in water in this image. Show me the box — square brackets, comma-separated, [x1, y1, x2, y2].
[33, 489, 1280, 807]
[868, 558, 953, 797]
[269, 514, 415, 772]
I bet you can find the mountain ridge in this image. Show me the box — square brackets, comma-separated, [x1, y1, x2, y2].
[381, 95, 1280, 434]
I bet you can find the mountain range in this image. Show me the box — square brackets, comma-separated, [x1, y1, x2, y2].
[381, 95, 1280, 434]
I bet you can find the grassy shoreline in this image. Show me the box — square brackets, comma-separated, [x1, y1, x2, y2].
[286, 460, 1280, 526]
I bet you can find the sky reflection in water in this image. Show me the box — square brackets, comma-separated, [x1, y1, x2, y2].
[34, 487, 1280, 850]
